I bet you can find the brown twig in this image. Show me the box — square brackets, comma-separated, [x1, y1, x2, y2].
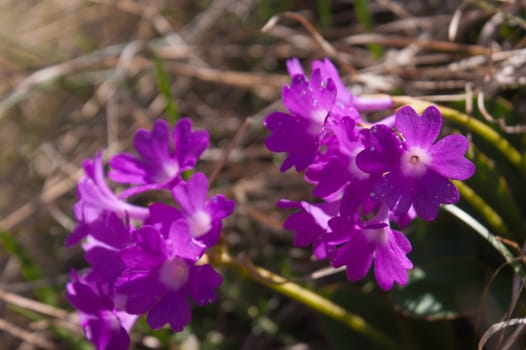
[262, 11, 357, 75]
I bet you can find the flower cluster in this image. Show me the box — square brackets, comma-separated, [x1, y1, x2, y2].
[265, 58, 475, 290]
[66, 118, 235, 350]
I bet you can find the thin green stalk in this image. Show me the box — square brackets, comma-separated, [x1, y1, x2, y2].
[215, 251, 402, 350]
[443, 205, 525, 279]
[392, 96, 526, 178]
[452, 180, 510, 237]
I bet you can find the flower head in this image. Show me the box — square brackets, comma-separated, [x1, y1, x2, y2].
[115, 225, 222, 331]
[66, 270, 137, 350]
[171, 172, 235, 248]
[66, 117, 234, 347]
[109, 118, 209, 194]
[327, 206, 413, 290]
[357, 105, 475, 220]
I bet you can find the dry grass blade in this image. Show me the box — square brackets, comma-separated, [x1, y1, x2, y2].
[0, 318, 56, 350]
[0, 290, 69, 320]
[262, 11, 357, 74]
[478, 318, 526, 350]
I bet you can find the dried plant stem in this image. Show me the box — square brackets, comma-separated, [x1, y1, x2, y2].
[216, 251, 402, 350]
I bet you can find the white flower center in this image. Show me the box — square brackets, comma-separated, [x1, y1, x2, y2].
[159, 258, 189, 290]
[400, 146, 431, 177]
[348, 147, 368, 180]
[189, 210, 211, 237]
[311, 109, 327, 124]
[154, 160, 180, 183]
[363, 227, 389, 246]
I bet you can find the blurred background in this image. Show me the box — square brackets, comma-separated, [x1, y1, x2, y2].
[0, 0, 525, 349]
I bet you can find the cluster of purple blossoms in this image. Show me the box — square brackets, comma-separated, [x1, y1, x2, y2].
[65, 118, 235, 350]
[265, 58, 475, 291]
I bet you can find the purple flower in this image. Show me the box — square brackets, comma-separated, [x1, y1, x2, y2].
[115, 225, 222, 331]
[109, 118, 209, 195]
[264, 69, 337, 172]
[327, 206, 413, 290]
[171, 172, 235, 248]
[81, 211, 132, 282]
[304, 116, 363, 199]
[66, 153, 148, 246]
[356, 105, 475, 220]
[278, 199, 340, 259]
[290, 57, 393, 113]
[66, 270, 137, 350]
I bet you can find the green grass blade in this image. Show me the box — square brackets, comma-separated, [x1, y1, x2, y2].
[0, 231, 58, 305]
[153, 54, 178, 124]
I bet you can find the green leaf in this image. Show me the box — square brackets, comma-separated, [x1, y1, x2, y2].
[391, 259, 508, 320]
[467, 150, 522, 240]
[321, 286, 406, 350]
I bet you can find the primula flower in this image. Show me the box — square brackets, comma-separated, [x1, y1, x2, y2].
[264, 68, 338, 172]
[171, 172, 235, 248]
[109, 118, 209, 195]
[304, 116, 363, 199]
[356, 105, 475, 220]
[82, 211, 132, 282]
[66, 271, 137, 350]
[327, 206, 413, 290]
[286, 57, 393, 113]
[278, 199, 340, 259]
[66, 117, 235, 349]
[115, 225, 222, 331]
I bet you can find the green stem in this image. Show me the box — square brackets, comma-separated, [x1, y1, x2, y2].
[443, 205, 525, 279]
[215, 251, 402, 350]
[392, 96, 526, 178]
[452, 180, 510, 237]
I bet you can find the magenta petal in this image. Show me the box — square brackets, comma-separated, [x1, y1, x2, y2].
[83, 312, 131, 350]
[283, 75, 313, 117]
[173, 118, 209, 168]
[395, 105, 442, 147]
[264, 112, 318, 171]
[374, 230, 413, 291]
[116, 270, 164, 314]
[85, 247, 124, 282]
[284, 211, 324, 248]
[168, 219, 206, 261]
[146, 203, 183, 236]
[89, 212, 130, 248]
[134, 119, 171, 162]
[286, 58, 304, 76]
[147, 291, 191, 331]
[121, 226, 167, 269]
[311, 155, 351, 198]
[373, 173, 413, 217]
[332, 233, 375, 282]
[413, 172, 459, 221]
[67, 279, 107, 314]
[356, 125, 402, 174]
[207, 194, 235, 221]
[310, 69, 337, 114]
[109, 153, 147, 184]
[429, 134, 475, 180]
[311, 58, 353, 104]
[188, 264, 222, 306]
[172, 172, 208, 213]
[392, 229, 412, 255]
